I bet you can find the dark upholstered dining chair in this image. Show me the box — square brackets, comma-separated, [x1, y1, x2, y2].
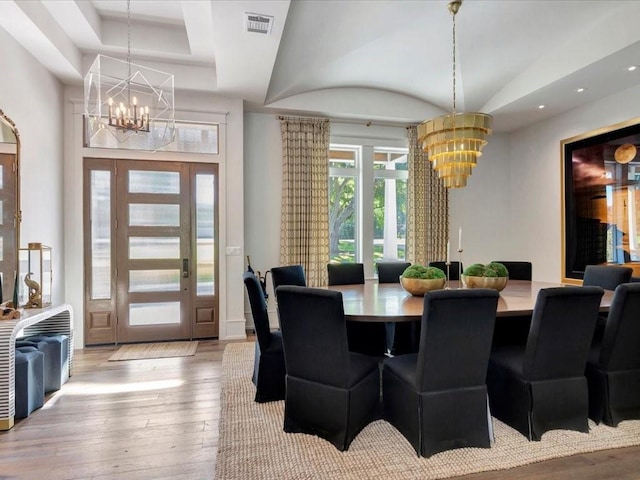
[275, 285, 381, 451]
[376, 261, 411, 283]
[270, 264, 306, 290]
[583, 264, 633, 334]
[327, 263, 385, 355]
[586, 282, 640, 426]
[382, 288, 499, 458]
[583, 265, 633, 291]
[487, 286, 604, 441]
[428, 261, 462, 280]
[243, 271, 286, 403]
[491, 261, 532, 281]
[327, 262, 365, 286]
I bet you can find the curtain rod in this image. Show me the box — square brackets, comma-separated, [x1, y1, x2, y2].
[275, 114, 410, 129]
[277, 115, 329, 122]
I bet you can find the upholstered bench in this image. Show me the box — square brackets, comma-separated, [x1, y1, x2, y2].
[15, 346, 45, 418]
[16, 334, 69, 392]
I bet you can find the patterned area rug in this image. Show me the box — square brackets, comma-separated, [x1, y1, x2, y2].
[215, 342, 640, 480]
[108, 341, 198, 361]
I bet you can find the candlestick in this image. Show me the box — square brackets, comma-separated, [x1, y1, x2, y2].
[445, 261, 451, 289]
[446, 241, 450, 263]
[458, 227, 462, 251]
[12, 270, 18, 308]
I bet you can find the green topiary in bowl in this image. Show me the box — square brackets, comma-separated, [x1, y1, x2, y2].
[462, 262, 509, 291]
[400, 265, 446, 296]
[401, 265, 446, 280]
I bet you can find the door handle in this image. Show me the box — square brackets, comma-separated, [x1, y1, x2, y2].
[182, 258, 189, 278]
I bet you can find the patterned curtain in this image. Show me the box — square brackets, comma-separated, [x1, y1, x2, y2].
[406, 125, 448, 266]
[279, 117, 330, 287]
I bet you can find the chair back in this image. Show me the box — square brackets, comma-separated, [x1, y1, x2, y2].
[523, 286, 604, 380]
[583, 265, 633, 291]
[598, 283, 640, 371]
[243, 271, 273, 353]
[492, 261, 532, 281]
[275, 286, 351, 388]
[428, 261, 462, 280]
[327, 263, 365, 286]
[416, 289, 498, 391]
[271, 265, 306, 290]
[377, 261, 411, 283]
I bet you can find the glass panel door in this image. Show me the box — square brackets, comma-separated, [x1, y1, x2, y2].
[115, 161, 191, 343]
[84, 158, 218, 345]
[190, 164, 218, 339]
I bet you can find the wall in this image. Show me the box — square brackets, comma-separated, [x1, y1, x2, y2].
[0, 26, 65, 305]
[506, 84, 640, 282]
[243, 112, 282, 289]
[448, 84, 640, 282]
[64, 86, 245, 348]
[448, 133, 512, 268]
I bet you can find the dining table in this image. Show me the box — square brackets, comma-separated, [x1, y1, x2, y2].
[322, 280, 615, 356]
[325, 280, 615, 323]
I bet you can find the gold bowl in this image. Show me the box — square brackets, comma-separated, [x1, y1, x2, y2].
[400, 276, 446, 296]
[461, 275, 508, 292]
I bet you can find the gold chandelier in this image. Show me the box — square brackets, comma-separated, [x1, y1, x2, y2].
[417, 0, 492, 188]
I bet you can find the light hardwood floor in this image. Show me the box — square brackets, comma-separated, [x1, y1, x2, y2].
[1, 339, 640, 480]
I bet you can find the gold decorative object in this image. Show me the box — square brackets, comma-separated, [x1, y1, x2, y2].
[18, 243, 52, 308]
[614, 143, 637, 164]
[0, 303, 20, 320]
[24, 273, 42, 308]
[417, 0, 493, 188]
[0, 110, 21, 307]
[461, 275, 508, 292]
[400, 276, 446, 296]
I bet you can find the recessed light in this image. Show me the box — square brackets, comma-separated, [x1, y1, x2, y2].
[538, 105, 545, 109]
[628, 65, 637, 71]
[576, 87, 585, 93]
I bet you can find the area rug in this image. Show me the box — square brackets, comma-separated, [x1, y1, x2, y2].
[108, 341, 198, 361]
[215, 342, 640, 480]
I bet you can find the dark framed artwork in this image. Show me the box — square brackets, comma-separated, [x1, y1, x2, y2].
[562, 118, 640, 283]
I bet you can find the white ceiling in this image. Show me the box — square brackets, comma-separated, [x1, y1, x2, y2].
[1, 0, 639, 132]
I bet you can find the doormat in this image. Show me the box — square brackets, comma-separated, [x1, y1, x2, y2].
[108, 341, 198, 361]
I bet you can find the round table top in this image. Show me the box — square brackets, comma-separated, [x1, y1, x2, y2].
[324, 280, 614, 322]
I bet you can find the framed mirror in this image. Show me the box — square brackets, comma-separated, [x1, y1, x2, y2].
[0, 109, 20, 303]
[562, 118, 640, 282]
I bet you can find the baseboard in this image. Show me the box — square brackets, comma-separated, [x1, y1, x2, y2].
[224, 317, 248, 340]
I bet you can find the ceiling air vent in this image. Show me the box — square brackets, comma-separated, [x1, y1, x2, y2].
[244, 12, 274, 35]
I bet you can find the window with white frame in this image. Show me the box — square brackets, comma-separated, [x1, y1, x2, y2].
[329, 144, 408, 275]
[85, 121, 219, 153]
